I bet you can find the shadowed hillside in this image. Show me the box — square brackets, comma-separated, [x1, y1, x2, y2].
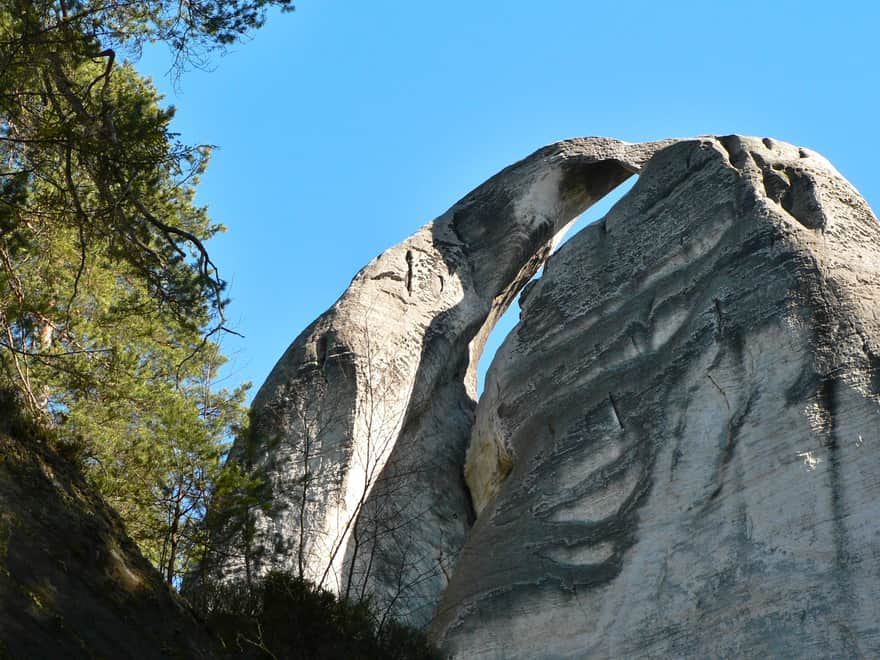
[0, 397, 218, 658]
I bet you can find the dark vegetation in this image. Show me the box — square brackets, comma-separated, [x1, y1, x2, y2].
[191, 571, 443, 659]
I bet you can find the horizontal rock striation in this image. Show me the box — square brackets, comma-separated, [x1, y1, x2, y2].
[202, 138, 673, 625]
[432, 136, 880, 657]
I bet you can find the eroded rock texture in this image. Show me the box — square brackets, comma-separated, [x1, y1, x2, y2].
[433, 137, 880, 657]
[205, 138, 672, 625]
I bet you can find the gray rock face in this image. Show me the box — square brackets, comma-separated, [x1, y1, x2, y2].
[432, 136, 880, 657]
[207, 138, 672, 625]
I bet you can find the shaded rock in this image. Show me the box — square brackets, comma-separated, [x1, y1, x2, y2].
[203, 138, 674, 625]
[432, 136, 880, 658]
[0, 412, 217, 658]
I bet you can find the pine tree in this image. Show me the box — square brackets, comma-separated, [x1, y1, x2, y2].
[1, 0, 288, 581]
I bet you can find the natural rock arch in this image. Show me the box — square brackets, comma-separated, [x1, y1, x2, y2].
[201, 137, 674, 625]
[201, 135, 880, 658]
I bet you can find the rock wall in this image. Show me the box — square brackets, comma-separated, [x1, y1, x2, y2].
[205, 138, 673, 626]
[0, 417, 217, 658]
[432, 137, 880, 657]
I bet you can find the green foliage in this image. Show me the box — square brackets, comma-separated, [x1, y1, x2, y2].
[2, 11, 223, 332]
[0, 0, 288, 584]
[1, 35, 220, 418]
[191, 571, 444, 660]
[0, 47, 255, 582]
[65, 343, 253, 584]
[1, 0, 295, 420]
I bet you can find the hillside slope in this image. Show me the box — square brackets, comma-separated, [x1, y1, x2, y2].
[0, 409, 218, 658]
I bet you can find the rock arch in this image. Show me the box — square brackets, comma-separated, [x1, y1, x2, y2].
[203, 137, 674, 624]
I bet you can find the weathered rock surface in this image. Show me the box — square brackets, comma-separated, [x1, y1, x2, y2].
[0, 415, 217, 658]
[432, 136, 880, 657]
[205, 138, 673, 625]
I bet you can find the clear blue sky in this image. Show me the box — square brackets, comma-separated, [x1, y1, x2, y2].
[138, 1, 880, 400]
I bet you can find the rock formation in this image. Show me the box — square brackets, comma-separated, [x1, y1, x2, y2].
[0, 411, 217, 658]
[207, 134, 880, 658]
[204, 138, 673, 625]
[433, 136, 880, 657]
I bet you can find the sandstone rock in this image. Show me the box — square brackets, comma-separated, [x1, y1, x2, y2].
[0, 416, 217, 658]
[205, 138, 674, 625]
[432, 136, 880, 658]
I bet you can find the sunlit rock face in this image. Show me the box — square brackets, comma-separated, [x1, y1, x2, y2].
[203, 138, 673, 626]
[433, 137, 880, 658]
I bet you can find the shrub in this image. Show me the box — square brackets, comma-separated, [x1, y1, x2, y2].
[191, 571, 443, 659]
